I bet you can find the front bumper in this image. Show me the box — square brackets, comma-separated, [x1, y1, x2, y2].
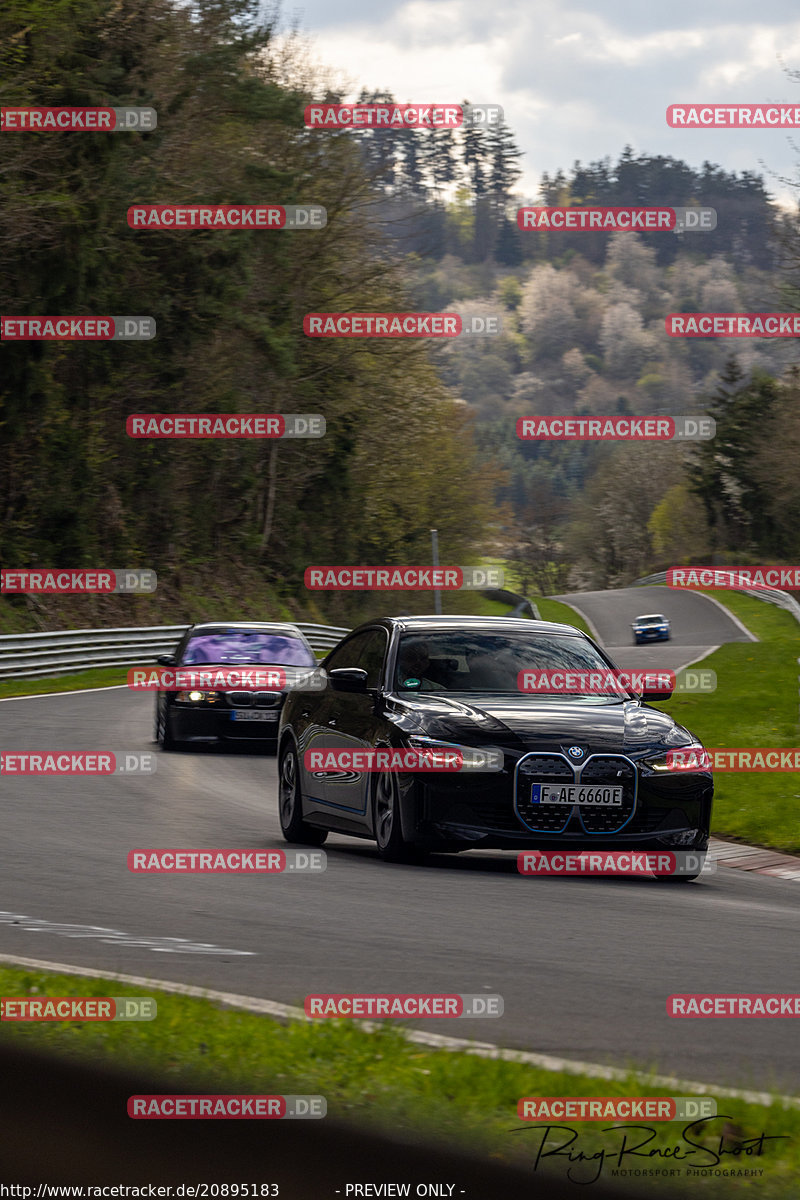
[402, 753, 712, 851]
[170, 703, 283, 741]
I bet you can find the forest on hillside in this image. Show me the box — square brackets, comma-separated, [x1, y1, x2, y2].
[3, 0, 800, 621]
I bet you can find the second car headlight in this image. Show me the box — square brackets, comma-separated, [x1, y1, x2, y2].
[641, 742, 710, 773]
[407, 736, 504, 772]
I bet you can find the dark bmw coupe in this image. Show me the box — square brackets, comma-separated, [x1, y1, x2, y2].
[155, 621, 317, 750]
[277, 616, 713, 871]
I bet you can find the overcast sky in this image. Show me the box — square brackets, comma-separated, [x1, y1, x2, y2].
[286, 0, 800, 208]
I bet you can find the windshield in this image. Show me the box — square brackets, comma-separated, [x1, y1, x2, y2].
[394, 631, 628, 697]
[181, 631, 315, 666]
[636, 615, 667, 625]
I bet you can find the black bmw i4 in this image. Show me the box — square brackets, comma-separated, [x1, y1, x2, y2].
[277, 616, 713, 871]
[155, 621, 318, 750]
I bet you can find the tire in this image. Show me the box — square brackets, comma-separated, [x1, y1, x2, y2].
[372, 769, 418, 862]
[155, 700, 176, 751]
[278, 743, 327, 846]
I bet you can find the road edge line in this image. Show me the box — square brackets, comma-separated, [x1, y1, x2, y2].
[0, 952, 797, 1110]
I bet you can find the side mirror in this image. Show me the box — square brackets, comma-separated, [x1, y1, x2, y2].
[329, 667, 369, 693]
[641, 686, 673, 702]
[156, 653, 175, 666]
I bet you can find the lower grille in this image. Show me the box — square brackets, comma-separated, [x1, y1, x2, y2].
[516, 754, 577, 833]
[577, 756, 636, 833]
[225, 690, 282, 708]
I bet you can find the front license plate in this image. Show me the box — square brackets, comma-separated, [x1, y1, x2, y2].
[230, 710, 279, 722]
[530, 783, 623, 806]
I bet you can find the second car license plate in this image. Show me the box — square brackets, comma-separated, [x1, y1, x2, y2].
[230, 710, 279, 722]
[530, 783, 623, 806]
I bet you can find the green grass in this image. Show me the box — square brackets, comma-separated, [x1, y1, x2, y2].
[536, 597, 594, 635]
[646, 590, 800, 852]
[0, 965, 797, 1197]
[0, 666, 131, 700]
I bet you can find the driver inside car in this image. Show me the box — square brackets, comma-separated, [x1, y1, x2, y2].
[397, 641, 448, 691]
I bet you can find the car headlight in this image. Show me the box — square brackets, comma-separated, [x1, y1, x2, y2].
[406, 736, 503, 772]
[175, 690, 220, 703]
[641, 742, 710, 773]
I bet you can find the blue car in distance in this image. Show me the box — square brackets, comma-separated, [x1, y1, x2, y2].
[632, 613, 671, 644]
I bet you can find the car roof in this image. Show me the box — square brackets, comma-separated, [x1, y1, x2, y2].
[347, 615, 589, 637]
[188, 621, 307, 636]
[634, 613, 667, 620]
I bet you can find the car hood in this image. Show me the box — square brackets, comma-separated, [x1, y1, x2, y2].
[390, 693, 682, 754]
[174, 661, 317, 691]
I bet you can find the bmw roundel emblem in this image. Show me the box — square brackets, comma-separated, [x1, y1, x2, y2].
[568, 746, 584, 760]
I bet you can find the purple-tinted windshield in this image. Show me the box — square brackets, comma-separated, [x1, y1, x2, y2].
[181, 632, 315, 666]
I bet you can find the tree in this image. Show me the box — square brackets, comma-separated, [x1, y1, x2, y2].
[688, 360, 778, 553]
[647, 483, 710, 563]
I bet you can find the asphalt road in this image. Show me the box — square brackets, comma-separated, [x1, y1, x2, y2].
[1, 684, 799, 1095]
[553, 584, 755, 671]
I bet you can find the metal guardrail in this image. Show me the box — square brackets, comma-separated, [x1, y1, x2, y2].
[0, 622, 351, 680]
[634, 571, 800, 626]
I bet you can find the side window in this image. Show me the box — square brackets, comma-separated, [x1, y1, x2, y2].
[324, 632, 373, 673]
[173, 630, 192, 663]
[354, 629, 389, 689]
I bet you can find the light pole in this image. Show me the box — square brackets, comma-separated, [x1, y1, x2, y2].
[430, 528, 442, 615]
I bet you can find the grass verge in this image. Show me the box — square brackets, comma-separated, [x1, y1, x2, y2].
[0, 666, 131, 700]
[0, 965, 797, 1197]
[647, 590, 800, 853]
[536, 597, 594, 636]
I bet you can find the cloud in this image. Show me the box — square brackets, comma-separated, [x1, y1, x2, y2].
[290, 0, 800, 204]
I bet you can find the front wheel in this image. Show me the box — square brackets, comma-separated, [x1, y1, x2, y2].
[373, 770, 418, 862]
[155, 700, 176, 750]
[278, 744, 327, 845]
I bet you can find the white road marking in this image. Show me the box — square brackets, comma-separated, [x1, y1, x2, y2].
[0, 952, 796, 1110]
[0, 685, 129, 703]
[689, 591, 758, 642]
[679, 644, 720, 668]
[0, 913, 253, 955]
[551, 599, 602, 643]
